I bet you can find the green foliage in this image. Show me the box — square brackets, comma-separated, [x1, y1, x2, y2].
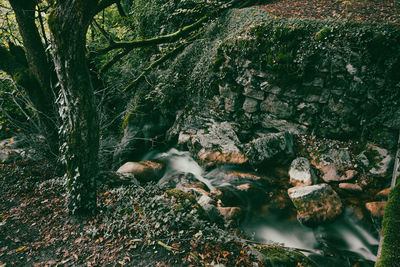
[0, 78, 25, 139]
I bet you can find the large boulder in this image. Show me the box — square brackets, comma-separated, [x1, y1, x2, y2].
[117, 160, 164, 183]
[168, 114, 247, 166]
[245, 132, 294, 166]
[288, 184, 343, 226]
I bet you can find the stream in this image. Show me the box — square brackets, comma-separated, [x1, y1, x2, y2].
[146, 149, 379, 266]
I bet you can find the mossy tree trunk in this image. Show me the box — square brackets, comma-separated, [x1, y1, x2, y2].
[375, 183, 400, 266]
[48, 0, 100, 216]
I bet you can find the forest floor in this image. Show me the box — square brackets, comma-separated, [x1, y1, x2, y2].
[0, 159, 257, 266]
[257, 0, 400, 24]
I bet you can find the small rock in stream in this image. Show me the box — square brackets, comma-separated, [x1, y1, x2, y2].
[288, 157, 315, 187]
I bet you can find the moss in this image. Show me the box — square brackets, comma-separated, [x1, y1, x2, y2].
[315, 27, 333, 41]
[122, 105, 141, 131]
[253, 245, 317, 267]
[376, 183, 400, 266]
[165, 189, 196, 203]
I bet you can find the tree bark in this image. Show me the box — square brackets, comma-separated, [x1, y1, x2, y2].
[48, 0, 100, 216]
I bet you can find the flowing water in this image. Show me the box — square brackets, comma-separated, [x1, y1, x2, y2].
[146, 149, 379, 266]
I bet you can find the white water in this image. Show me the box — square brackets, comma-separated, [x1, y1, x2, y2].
[146, 149, 379, 264]
[153, 148, 215, 191]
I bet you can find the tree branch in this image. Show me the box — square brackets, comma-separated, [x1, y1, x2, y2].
[99, 48, 130, 74]
[90, 14, 208, 57]
[96, 0, 118, 14]
[123, 29, 204, 92]
[116, 0, 127, 18]
[92, 19, 115, 44]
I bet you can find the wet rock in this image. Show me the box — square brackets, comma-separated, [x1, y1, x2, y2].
[242, 97, 259, 113]
[197, 194, 220, 222]
[217, 206, 243, 226]
[245, 132, 294, 166]
[338, 183, 362, 193]
[117, 160, 164, 183]
[198, 150, 248, 166]
[376, 187, 391, 200]
[158, 172, 199, 189]
[289, 157, 315, 187]
[251, 245, 317, 267]
[357, 145, 393, 176]
[365, 201, 386, 218]
[312, 148, 355, 182]
[176, 119, 247, 166]
[288, 184, 343, 226]
[365, 201, 386, 230]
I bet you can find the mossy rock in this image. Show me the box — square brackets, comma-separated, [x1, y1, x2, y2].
[165, 188, 196, 203]
[251, 245, 317, 267]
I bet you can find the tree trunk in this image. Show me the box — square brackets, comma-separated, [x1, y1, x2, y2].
[49, 0, 100, 216]
[8, 0, 59, 154]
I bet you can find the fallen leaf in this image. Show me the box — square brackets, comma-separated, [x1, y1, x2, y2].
[16, 246, 26, 252]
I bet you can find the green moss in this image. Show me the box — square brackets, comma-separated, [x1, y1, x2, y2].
[316, 27, 333, 41]
[122, 105, 141, 131]
[253, 245, 317, 267]
[376, 183, 400, 266]
[165, 189, 196, 203]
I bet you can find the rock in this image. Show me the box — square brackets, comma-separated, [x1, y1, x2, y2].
[0, 149, 24, 163]
[158, 172, 199, 189]
[338, 183, 362, 192]
[251, 245, 317, 267]
[245, 132, 294, 166]
[243, 87, 265, 100]
[98, 171, 139, 186]
[0, 136, 20, 149]
[198, 150, 248, 166]
[357, 145, 393, 176]
[242, 97, 259, 113]
[260, 95, 294, 119]
[289, 157, 315, 187]
[197, 194, 220, 222]
[365, 201, 386, 218]
[365, 201, 386, 230]
[288, 184, 343, 226]
[117, 160, 164, 183]
[175, 118, 247, 166]
[376, 187, 391, 200]
[261, 114, 307, 134]
[217, 206, 243, 226]
[312, 148, 355, 182]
